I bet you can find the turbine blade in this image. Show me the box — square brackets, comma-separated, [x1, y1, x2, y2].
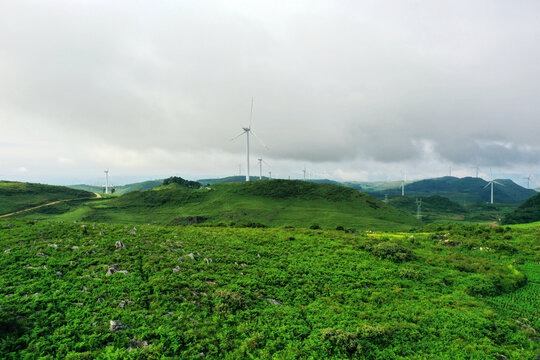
[250, 130, 269, 149]
[262, 159, 270, 167]
[483, 182, 491, 189]
[493, 181, 504, 186]
[229, 131, 246, 141]
[249, 97, 254, 129]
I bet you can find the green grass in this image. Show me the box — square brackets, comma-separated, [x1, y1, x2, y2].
[14, 180, 419, 231]
[0, 181, 93, 215]
[0, 219, 538, 359]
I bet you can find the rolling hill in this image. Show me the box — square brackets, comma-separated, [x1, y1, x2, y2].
[0, 181, 93, 215]
[14, 180, 419, 230]
[502, 192, 540, 224]
[366, 176, 536, 204]
[69, 179, 164, 195]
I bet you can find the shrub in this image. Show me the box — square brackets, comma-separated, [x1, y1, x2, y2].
[310, 223, 321, 230]
[371, 242, 416, 263]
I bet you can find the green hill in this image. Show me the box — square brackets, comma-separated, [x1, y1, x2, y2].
[502, 192, 540, 224]
[0, 220, 537, 358]
[69, 179, 164, 195]
[368, 176, 536, 204]
[16, 180, 418, 230]
[0, 181, 92, 215]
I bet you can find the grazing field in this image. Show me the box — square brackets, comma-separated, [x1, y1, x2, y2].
[0, 220, 538, 359]
[0, 181, 93, 215]
[11, 180, 419, 231]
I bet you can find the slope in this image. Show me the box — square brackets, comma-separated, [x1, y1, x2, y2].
[69, 179, 164, 195]
[0, 181, 92, 215]
[502, 192, 540, 224]
[368, 176, 537, 204]
[17, 180, 419, 230]
[0, 220, 536, 358]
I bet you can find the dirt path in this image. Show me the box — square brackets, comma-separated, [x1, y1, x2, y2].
[0, 193, 102, 218]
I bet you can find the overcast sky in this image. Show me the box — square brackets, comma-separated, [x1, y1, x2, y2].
[1, 1, 539, 186]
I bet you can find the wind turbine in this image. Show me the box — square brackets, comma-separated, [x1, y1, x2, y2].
[473, 166, 480, 178]
[257, 158, 270, 180]
[484, 169, 503, 204]
[523, 174, 533, 189]
[104, 169, 109, 194]
[400, 170, 406, 196]
[230, 99, 267, 182]
[302, 166, 307, 181]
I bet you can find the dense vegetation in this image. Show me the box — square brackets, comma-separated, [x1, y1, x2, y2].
[0, 181, 92, 215]
[0, 220, 537, 359]
[503, 193, 540, 225]
[162, 177, 201, 189]
[11, 180, 419, 231]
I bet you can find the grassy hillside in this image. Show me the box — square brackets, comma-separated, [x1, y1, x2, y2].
[0, 220, 537, 359]
[69, 179, 164, 195]
[0, 181, 92, 215]
[503, 192, 540, 225]
[369, 177, 536, 204]
[13, 180, 419, 231]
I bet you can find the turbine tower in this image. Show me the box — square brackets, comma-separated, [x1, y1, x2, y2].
[104, 169, 109, 194]
[484, 169, 503, 204]
[257, 158, 270, 180]
[230, 99, 267, 182]
[401, 170, 406, 196]
[524, 174, 533, 189]
[303, 166, 307, 181]
[416, 198, 422, 220]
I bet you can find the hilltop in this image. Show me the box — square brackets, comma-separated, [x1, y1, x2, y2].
[13, 180, 418, 230]
[69, 179, 164, 195]
[0, 181, 92, 215]
[503, 192, 540, 224]
[367, 176, 536, 204]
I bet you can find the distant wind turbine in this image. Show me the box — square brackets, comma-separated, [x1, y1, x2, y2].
[523, 174, 533, 189]
[257, 158, 270, 180]
[302, 166, 307, 181]
[401, 170, 406, 196]
[230, 99, 267, 182]
[104, 169, 109, 194]
[484, 169, 504, 204]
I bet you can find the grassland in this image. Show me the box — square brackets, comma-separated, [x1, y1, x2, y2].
[0, 181, 93, 215]
[12, 180, 419, 231]
[0, 220, 538, 359]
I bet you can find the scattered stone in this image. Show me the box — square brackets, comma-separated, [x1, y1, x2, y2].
[128, 338, 149, 351]
[106, 264, 121, 276]
[48, 244, 58, 248]
[81, 225, 87, 229]
[186, 253, 195, 260]
[172, 266, 181, 273]
[266, 298, 283, 305]
[115, 241, 126, 249]
[36, 252, 49, 258]
[99, 231, 105, 236]
[82, 286, 88, 292]
[257, 254, 261, 259]
[109, 320, 128, 332]
[521, 324, 537, 333]
[164, 311, 174, 318]
[178, 257, 186, 262]
[72, 246, 80, 250]
[97, 298, 105, 303]
[128, 229, 137, 235]
[118, 299, 132, 309]
[118, 270, 130, 275]
[92, 321, 99, 327]
[204, 258, 213, 264]
[4, 249, 11, 254]
[240, 263, 247, 267]
[56, 271, 63, 276]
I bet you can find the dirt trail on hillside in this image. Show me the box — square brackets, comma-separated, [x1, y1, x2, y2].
[0, 193, 102, 218]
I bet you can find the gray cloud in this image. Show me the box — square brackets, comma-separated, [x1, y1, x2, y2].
[0, 0, 539, 184]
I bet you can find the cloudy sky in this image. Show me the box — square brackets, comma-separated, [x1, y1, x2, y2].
[1, 1, 539, 186]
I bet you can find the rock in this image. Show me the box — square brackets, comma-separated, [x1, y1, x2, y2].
[99, 231, 105, 236]
[115, 241, 126, 249]
[72, 246, 80, 250]
[81, 225, 87, 229]
[128, 230, 137, 235]
[48, 244, 58, 248]
[266, 298, 283, 305]
[128, 338, 149, 351]
[36, 252, 49, 258]
[109, 320, 128, 332]
[204, 258, 213, 264]
[172, 266, 181, 273]
[257, 253, 261, 258]
[4, 249, 11, 254]
[118, 299, 132, 309]
[56, 271, 63, 276]
[186, 253, 195, 260]
[97, 297, 105, 303]
[106, 264, 121, 276]
[92, 321, 99, 327]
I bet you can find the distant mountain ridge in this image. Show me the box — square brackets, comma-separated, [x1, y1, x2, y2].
[69, 179, 164, 195]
